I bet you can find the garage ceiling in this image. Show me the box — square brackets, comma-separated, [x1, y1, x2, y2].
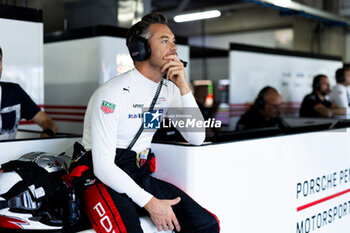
[1, 0, 348, 36]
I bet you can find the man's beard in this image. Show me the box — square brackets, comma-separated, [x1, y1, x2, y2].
[321, 90, 330, 96]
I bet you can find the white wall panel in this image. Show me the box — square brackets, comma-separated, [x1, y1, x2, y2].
[189, 28, 293, 50]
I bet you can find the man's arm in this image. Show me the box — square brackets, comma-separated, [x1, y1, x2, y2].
[161, 55, 190, 96]
[89, 88, 154, 207]
[16, 84, 57, 136]
[89, 86, 182, 232]
[31, 111, 57, 137]
[313, 103, 345, 117]
[330, 103, 346, 116]
[161, 55, 205, 145]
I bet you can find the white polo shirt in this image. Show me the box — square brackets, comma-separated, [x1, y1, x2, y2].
[330, 83, 350, 114]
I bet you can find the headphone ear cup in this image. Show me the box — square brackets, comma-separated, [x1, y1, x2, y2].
[313, 81, 320, 91]
[254, 96, 265, 109]
[127, 36, 151, 62]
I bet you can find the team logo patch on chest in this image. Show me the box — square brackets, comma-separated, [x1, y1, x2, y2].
[100, 100, 116, 114]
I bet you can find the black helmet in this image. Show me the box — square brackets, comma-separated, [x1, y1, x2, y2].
[0, 152, 69, 230]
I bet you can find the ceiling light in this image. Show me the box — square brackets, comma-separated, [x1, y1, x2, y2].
[174, 10, 221, 23]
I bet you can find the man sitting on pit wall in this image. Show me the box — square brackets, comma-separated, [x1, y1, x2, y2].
[0, 47, 57, 139]
[236, 86, 284, 130]
[300, 74, 345, 118]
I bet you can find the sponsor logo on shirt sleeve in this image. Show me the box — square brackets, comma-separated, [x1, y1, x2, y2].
[100, 100, 116, 114]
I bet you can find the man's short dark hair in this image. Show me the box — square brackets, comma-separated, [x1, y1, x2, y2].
[0, 46, 2, 57]
[126, 12, 168, 46]
[343, 63, 350, 70]
[343, 64, 350, 73]
[335, 68, 344, 83]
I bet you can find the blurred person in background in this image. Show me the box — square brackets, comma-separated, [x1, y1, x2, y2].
[329, 67, 350, 115]
[236, 86, 284, 130]
[0, 46, 57, 139]
[300, 74, 344, 118]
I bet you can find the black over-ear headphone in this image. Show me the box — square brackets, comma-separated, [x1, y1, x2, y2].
[127, 36, 151, 62]
[126, 21, 151, 62]
[335, 68, 345, 83]
[254, 86, 273, 109]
